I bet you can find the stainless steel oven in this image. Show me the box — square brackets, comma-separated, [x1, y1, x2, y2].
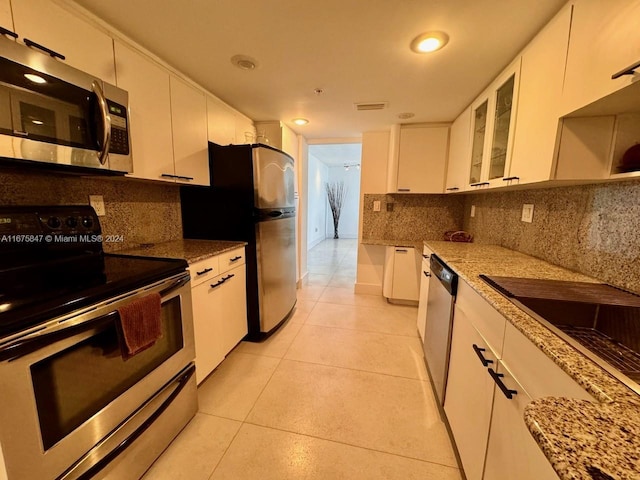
[0, 206, 196, 480]
[0, 36, 132, 173]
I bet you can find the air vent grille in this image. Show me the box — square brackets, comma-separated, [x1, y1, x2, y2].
[354, 102, 389, 111]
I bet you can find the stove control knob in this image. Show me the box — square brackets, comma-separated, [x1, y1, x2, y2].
[82, 216, 93, 228]
[47, 216, 61, 229]
[66, 216, 78, 228]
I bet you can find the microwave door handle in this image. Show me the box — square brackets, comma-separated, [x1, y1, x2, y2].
[92, 81, 111, 165]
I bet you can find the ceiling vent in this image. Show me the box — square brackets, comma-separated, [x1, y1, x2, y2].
[354, 102, 389, 111]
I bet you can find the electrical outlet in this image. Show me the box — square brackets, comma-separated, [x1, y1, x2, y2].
[373, 200, 381, 212]
[89, 195, 106, 216]
[470, 205, 476, 218]
[521, 204, 534, 223]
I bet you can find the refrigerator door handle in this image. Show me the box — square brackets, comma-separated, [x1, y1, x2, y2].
[267, 210, 284, 218]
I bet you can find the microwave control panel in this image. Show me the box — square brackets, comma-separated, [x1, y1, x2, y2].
[107, 100, 130, 155]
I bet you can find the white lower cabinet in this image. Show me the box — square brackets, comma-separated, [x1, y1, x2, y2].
[190, 248, 248, 384]
[416, 246, 434, 341]
[383, 246, 420, 302]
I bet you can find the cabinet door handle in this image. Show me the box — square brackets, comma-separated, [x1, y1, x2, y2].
[611, 59, 640, 79]
[395, 249, 408, 253]
[488, 368, 518, 399]
[230, 256, 242, 262]
[472, 344, 493, 367]
[23, 38, 65, 60]
[161, 173, 178, 179]
[196, 267, 213, 276]
[502, 176, 520, 182]
[422, 254, 430, 259]
[470, 182, 490, 187]
[0, 26, 18, 39]
[446, 187, 459, 191]
[210, 278, 227, 288]
[423, 271, 431, 277]
[176, 175, 194, 181]
[397, 188, 411, 192]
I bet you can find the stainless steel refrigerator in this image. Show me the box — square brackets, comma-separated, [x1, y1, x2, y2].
[180, 143, 297, 339]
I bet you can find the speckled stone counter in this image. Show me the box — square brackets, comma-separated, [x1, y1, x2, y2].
[424, 241, 640, 480]
[361, 238, 424, 250]
[118, 239, 247, 264]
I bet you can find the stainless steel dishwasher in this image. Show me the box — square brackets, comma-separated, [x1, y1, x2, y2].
[423, 254, 458, 405]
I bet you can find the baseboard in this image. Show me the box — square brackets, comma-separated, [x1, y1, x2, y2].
[354, 282, 382, 295]
[386, 298, 419, 307]
[296, 271, 309, 289]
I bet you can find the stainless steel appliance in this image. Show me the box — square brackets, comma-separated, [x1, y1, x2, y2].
[0, 206, 196, 480]
[0, 36, 132, 173]
[180, 143, 297, 338]
[424, 254, 458, 405]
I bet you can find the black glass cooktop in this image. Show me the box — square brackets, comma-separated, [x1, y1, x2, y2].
[0, 253, 188, 338]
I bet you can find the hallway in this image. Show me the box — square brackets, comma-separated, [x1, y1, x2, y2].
[142, 239, 461, 479]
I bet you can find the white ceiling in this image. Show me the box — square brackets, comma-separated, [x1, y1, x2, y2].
[309, 143, 362, 167]
[73, 0, 567, 139]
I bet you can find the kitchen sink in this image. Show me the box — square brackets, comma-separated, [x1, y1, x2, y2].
[481, 275, 640, 395]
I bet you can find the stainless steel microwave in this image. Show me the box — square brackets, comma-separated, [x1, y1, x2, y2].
[0, 36, 132, 173]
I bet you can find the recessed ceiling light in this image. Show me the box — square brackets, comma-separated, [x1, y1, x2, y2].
[410, 31, 449, 53]
[398, 112, 415, 119]
[314, 88, 324, 95]
[24, 73, 47, 84]
[292, 118, 309, 126]
[230, 54, 258, 70]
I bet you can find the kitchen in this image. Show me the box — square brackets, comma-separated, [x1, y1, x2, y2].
[0, 0, 639, 479]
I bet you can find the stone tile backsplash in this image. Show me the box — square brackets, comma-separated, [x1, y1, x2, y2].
[0, 167, 182, 252]
[463, 180, 640, 293]
[362, 193, 464, 242]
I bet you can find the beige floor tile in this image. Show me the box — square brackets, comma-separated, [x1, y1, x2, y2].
[327, 274, 356, 288]
[210, 423, 461, 480]
[235, 320, 303, 358]
[296, 285, 326, 300]
[141, 413, 240, 480]
[284, 324, 427, 380]
[307, 265, 337, 275]
[305, 273, 332, 286]
[318, 287, 389, 308]
[198, 352, 281, 421]
[246, 360, 457, 466]
[305, 302, 418, 336]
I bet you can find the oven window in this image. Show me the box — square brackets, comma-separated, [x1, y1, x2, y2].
[30, 296, 184, 450]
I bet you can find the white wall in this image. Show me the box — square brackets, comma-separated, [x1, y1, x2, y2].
[325, 166, 360, 238]
[307, 153, 329, 249]
[355, 130, 390, 295]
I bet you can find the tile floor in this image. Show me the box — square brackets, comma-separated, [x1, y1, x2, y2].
[143, 239, 462, 480]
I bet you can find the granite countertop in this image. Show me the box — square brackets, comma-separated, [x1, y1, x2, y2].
[117, 239, 247, 264]
[424, 240, 640, 480]
[361, 238, 424, 250]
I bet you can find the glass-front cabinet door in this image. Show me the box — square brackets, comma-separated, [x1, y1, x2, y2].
[467, 58, 521, 189]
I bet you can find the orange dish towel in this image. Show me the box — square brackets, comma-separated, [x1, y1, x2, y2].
[117, 292, 163, 359]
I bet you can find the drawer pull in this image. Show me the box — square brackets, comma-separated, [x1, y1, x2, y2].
[196, 267, 213, 276]
[0, 26, 18, 39]
[488, 368, 517, 400]
[23, 38, 65, 60]
[472, 344, 493, 367]
[395, 249, 408, 253]
[611, 59, 640, 79]
[210, 278, 226, 289]
[422, 254, 430, 259]
[230, 256, 242, 262]
[397, 188, 411, 192]
[423, 271, 431, 278]
[224, 273, 235, 281]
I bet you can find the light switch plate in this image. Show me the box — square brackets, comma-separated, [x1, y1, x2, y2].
[470, 205, 476, 218]
[89, 195, 106, 216]
[373, 200, 381, 212]
[521, 204, 534, 223]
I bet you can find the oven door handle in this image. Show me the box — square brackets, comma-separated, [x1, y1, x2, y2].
[92, 81, 111, 166]
[0, 274, 190, 361]
[57, 364, 195, 480]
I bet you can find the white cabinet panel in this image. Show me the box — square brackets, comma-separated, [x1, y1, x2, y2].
[217, 265, 248, 355]
[445, 107, 471, 192]
[510, 5, 571, 185]
[12, 0, 115, 83]
[234, 111, 255, 145]
[444, 306, 496, 480]
[192, 278, 226, 385]
[562, 0, 640, 115]
[389, 247, 419, 302]
[416, 246, 433, 341]
[114, 41, 175, 182]
[207, 95, 236, 146]
[0, 0, 12, 32]
[170, 76, 209, 186]
[395, 125, 449, 193]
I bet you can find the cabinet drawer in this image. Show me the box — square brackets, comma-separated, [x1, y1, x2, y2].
[456, 280, 507, 357]
[219, 247, 246, 274]
[188, 256, 220, 287]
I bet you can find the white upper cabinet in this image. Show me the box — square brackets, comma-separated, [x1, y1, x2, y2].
[0, 0, 12, 32]
[11, 0, 115, 83]
[509, 4, 572, 185]
[467, 59, 521, 190]
[207, 95, 237, 146]
[445, 106, 471, 192]
[234, 112, 256, 145]
[114, 41, 175, 182]
[170, 75, 209, 186]
[390, 124, 449, 193]
[562, 0, 640, 115]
